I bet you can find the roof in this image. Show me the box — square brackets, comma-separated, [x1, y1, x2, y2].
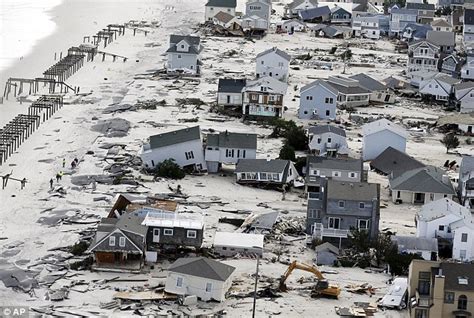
[243, 76, 288, 95]
[383, 76, 408, 90]
[148, 126, 201, 150]
[362, 118, 408, 138]
[256, 47, 291, 61]
[315, 242, 339, 254]
[213, 232, 264, 249]
[435, 75, 460, 86]
[321, 25, 352, 38]
[97, 218, 118, 233]
[307, 156, 362, 172]
[403, 23, 432, 40]
[349, 73, 386, 92]
[405, 2, 435, 10]
[440, 262, 474, 292]
[454, 81, 474, 91]
[331, 5, 351, 14]
[169, 34, 201, 47]
[326, 180, 380, 201]
[300, 79, 339, 95]
[393, 235, 438, 252]
[168, 257, 236, 281]
[465, 8, 474, 25]
[390, 8, 417, 15]
[307, 125, 346, 137]
[390, 166, 455, 194]
[418, 198, 471, 222]
[299, 6, 331, 20]
[116, 212, 147, 236]
[213, 11, 235, 23]
[218, 78, 246, 93]
[235, 159, 289, 173]
[460, 156, 474, 180]
[287, 0, 318, 10]
[326, 76, 371, 95]
[205, 0, 237, 7]
[431, 19, 452, 28]
[141, 210, 203, 229]
[437, 113, 474, 126]
[370, 147, 425, 177]
[206, 131, 257, 149]
[426, 30, 455, 46]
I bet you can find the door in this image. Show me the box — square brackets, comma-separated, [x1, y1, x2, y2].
[414, 193, 425, 204]
[384, 94, 391, 102]
[227, 95, 231, 104]
[468, 125, 473, 133]
[328, 217, 340, 229]
[153, 228, 160, 242]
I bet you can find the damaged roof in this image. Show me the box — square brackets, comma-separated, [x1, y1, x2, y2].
[307, 125, 346, 137]
[418, 198, 471, 222]
[307, 156, 362, 172]
[393, 236, 438, 252]
[370, 147, 425, 177]
[168, 257, 236, 281]
[440, 262, 474, 292]
[426, 30, 455, 47]
[349, 73, 386, 92]
[149, 126, 201, 149]
[217, 78, 247, 93]
[298, 6, 331, 20]
[205, 0, 237, 7]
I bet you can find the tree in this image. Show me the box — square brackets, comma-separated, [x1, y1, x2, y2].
[440, 133, 460, 153]
[279, 143, 296, 161]
[286, 126, 308, 151]
[349, 228, 371, 253]
[153, 159, 185, 179]
[341, 49, 352, 74]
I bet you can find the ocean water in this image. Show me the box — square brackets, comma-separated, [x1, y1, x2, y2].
[0, 0, 62, 74]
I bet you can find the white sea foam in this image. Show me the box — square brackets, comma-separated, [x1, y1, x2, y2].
[0, 0, 62, 73]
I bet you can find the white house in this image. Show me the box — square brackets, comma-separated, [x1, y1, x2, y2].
[217, 78, 246, 107]
[459, 156, 474, 210]
[242, 76, 288, 118]
[213, 232, 264, 257]
[461, 54, 474, 81]
[256, 47, 291, 82]
[362, 118, 408, 161]
[278, 19, 307, 33]
[352, 14, 390, 40]
[392, 235, 438, 260]
[407, 40, 440, 74]
[451, 219, 474, 261]
[166, 35, 202, 75]
[205, 0, 237, 22]
[242, 0, 271, 31]
[389, 166, 455, 204]
[298, 79, 338, 120]
[419, 75, 460, 102]
[307, 125, 349, 157]
[284, 0, 318, 19]
[205, 131, 257, 172]
[140, 126, 207, 171]
[235, 159, 299, 186]
[454, 82, 474, 114]
[463, 8, 474, 46]
[430, 19, 452, 32]
[165, 257, 235, 302]
[327, 76, 371, 107]
[408, 70, 440, 88]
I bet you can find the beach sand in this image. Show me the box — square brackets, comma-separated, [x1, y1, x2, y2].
[0, 0, 471, 316]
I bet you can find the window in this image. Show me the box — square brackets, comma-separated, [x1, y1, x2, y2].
[358, 219, 369, 229]
[462, 233, 468, 242]
[332, 171, 340, 177]
[119, 237, 126, 247]
[439, 225, 445, 231]
[460, 249, 467, 259]
[206, 282, 212, 292]
[458, 295, 468, 310]
[261, 60, 264, 65]
[415, 309, 428, 318]
[185, 151, 194, 160]
[444, 291, 454, 303]
[272, 173, 279, 180]
[326, 110, 330, 116]
[309, 209, 321, 219]
[243, 150, 246, 158]
[349, 172, 357, 178]
[328, 217, 340, 229]
[317, 138, 321, 144]
[306, 96, 313, 100]
[338, 201, 345, 208]
[260, 172, 267, 180]
[327, 137, 332, 143]
[109, 236, 116, 246]
[418, 271, 431, 295]
[187, 230, 197, 238]
[178, 54, 182, 59]
[176, 277, 183, 287]
[181, 44, 185, 49]
[359, 202, 365, 209]
[164, 229, 174, 236]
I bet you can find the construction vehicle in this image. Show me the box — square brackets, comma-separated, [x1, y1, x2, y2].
[278, 261, 341, 298]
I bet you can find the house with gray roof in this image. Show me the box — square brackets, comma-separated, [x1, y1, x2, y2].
[407, 40, 440, 74]
[284, 0, 318, 19]
[298, 6, 331, 23]
[242, 0, 271, 32]
[314, 242, 339, 265]
[454, 81, 474, 113]
[205, 0, 237, 22]
[88, 213, 147, 272]
[362, 118, 408, 161]
[235, 159, 299, 186]
[331, 6, 352, 24]
[352, 14, 389, 40]
[256, 47, 291, 82]
[441, 54, 464, 79]
[426, 30, 455, 53]
[308, 180, 380, 242]
[217, 78, 246, 107]
[298, 79, 338, 120]
[140, 126, 207, 172]
[327, 76, 371, 107]
[165, 257, 235, 301]
[464, 8, 474, 45]
[166, 35, 202, 75]
[419, 74, 461, 102]
[307, 125, 349, 157]
[205, 131, 257, 172]
[405, 3, 435, 24]
[393, 235, 438, 260]
[459, 156, 474, 211]
[370, 146, 425, 177]
[401, 23, 432, 42]
[389, 166, 455, 204]
[431, 19, 452, 32]
[389, 8, 417, 35]
[349, 73, 395, 104]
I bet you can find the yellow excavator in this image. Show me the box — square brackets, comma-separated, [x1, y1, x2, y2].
[278, 261, 341, 298]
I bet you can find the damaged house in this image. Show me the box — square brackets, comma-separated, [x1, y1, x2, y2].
[165, 35, 202, 75]
[205, 130, 257, 172]
[217, 78, 246, 108]
[255, 47, 291, 82]
[362, 118, 408, 161]
[242, 76, 288, 118]
[140, 126, 207, 172]
[204, 0, 237, 22]
[235, 159, 299, 186]
[307, 125, 349, 157]
[349, 73, 395, 104]
[459, 156, 474, 211]
[284, 0, 318, 19]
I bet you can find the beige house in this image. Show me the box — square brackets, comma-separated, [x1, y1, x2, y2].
[408, 259, 474, 318]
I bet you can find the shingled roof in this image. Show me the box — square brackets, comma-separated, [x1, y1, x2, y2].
[218, 78, 246, 93]
[370, 147, 425, 177]
[168, 257, 235, 281]
[440, 262, 474, 292]
[390, 166, 455, 194]
[205, 0, 237, 8]
[256, 47, 291, 61]
[307, 125, 346, 137]
[235, 159, 290, 173]
[327, 180, 380, 201]
[149, 126, 201, 149]
[206, 131, 257, 149]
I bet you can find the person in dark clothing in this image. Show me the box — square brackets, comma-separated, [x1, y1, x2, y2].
[71, 161, 76, 169]
[50, 178, 54, 189]
[20, 178, 26, 190]
[62, 158, 66, 168]
[56, 173, 61, 182]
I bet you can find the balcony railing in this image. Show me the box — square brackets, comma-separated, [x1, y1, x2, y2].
[312, 223, 350, 239]
[415, 289, 432, 308]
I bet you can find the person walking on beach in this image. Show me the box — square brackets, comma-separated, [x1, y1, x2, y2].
[50, 178, 54, 189]
[62, 158, 66, 168]
[56, 173, 61, 183]
[71, 160, 76, 169]
[59, 171, 63, 180]
[20, 178, 26, 190]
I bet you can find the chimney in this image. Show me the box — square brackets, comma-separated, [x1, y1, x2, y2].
[266, 155, 271, 162]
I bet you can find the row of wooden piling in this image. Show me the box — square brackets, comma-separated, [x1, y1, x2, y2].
[0, 96, 63, 165]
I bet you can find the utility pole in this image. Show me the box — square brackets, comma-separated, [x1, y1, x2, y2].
[252, 253, 260, 318]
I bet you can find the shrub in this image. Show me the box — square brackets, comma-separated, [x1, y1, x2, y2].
[153, 159, 185, 179]
[70, 241, 89, 256]
[279, 144, 296, 161]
